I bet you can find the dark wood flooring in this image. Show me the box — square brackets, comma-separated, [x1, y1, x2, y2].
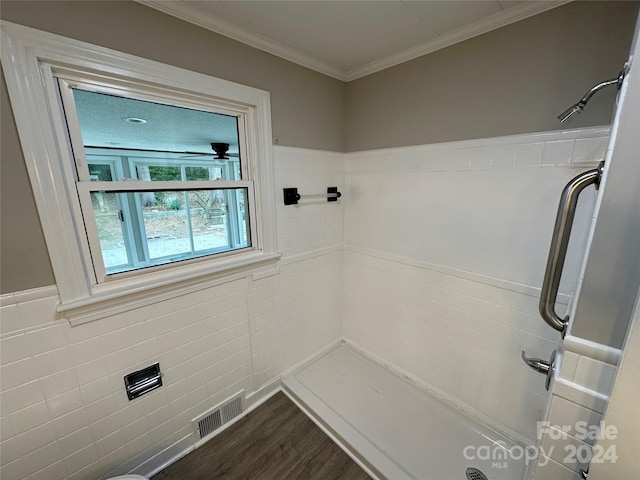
[152, 392, 371, 480]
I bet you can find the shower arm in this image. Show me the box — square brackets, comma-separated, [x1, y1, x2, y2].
[558, 69, 626, 123]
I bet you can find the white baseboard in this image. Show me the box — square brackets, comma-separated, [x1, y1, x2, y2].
[129, 433, 194, 479]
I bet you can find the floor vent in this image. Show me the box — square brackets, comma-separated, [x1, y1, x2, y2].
[193, 391, 245, 441]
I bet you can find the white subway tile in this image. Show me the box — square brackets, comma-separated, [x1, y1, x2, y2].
[58, 426, 94, 457]
[547, 395, 602, 445]
[8, 401, 50, 435]
[33, 346, 73, 378]
[24, 442, 60, 478]
[540, 425, 591, 473]
[46, 388, 84, 419]
[571, 137, 607, 164]
[14, 421, 56, 456]
[79, 376, 113, 405]
[121, 416, 149, 444]
[0, 436, 22, 464]
[1, 457, 30, 480]
[0, 304, 23, 334]
[69, 337, 106, 365]
[24, 459, 67, 480]
[89, 411, 121, 440]
[32, 325, 68, 356]
[84, 394, 118, 424]
[534, 454, 582, 480]
[65, 320, 101, 345]
[64, 444, 99, 474]
[491, 144, 516, 168]
[515, 142, 544, 167]
[573, 356, 617, 395]
[16, 296, 59, 328]
[52, 407, 89, 439]
[41, 368, 79, 399]
[1, 356, 40, 391]
[94, 428, 125, 458]
[558, 351, 580, 381]
[105, 346, 136, 375]
[75, 358, 109, 386]
[68, 460, 109, 480]
[1, 380, 45, 415]
[1, 332, 33, 364]
[542, 140, 574, 165]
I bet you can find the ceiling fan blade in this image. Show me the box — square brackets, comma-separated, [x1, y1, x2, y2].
[179, 153, 212, 159]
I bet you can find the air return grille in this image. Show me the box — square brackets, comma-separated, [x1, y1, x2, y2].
[193, 391, 245, 440]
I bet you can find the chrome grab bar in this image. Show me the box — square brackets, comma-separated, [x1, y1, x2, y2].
[539, 161, 604, 333]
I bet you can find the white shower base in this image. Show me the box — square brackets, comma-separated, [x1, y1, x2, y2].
[283, 344, 527, 480]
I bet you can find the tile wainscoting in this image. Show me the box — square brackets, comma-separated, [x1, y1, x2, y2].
[1, 127, 621, 479]
[0, 147, 344, 480]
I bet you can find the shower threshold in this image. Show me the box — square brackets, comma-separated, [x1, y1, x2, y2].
[282, 344, 527, 480]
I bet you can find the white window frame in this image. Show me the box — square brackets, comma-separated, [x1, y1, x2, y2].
[58, 76, 257, 279]
[1, 21, 279, 324]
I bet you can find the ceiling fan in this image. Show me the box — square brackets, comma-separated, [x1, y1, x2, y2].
[180, 142, 239, 162]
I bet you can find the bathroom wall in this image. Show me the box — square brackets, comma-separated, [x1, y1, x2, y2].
[0, 0, 345, 294]
[342, 127, 610, 442]
[345, 1, 639, 151]
[0, 147, 344, 480]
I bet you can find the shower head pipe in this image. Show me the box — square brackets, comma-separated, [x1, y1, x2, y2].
[558, 69, 626, 123]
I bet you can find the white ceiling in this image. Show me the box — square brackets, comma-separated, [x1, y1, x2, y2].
[139, 0, 570, 81]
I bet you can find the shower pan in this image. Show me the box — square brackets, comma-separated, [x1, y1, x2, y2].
[283, 345, 528, 480]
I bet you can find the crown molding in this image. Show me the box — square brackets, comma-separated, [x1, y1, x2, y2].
[137, 0, 571, 82]
[137, 0, 347, 81]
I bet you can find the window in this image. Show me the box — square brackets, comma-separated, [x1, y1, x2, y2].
[1, 22, 278, 323]
[60, 83, 254, 278]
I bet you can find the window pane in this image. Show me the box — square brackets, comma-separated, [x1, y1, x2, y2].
[72, 88, 242, 179]
[89, 189, 251, 275]
[88, 164, 113, 181]
[91, 192, 129, 270]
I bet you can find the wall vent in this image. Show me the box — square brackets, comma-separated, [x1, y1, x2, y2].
[192, 390, 245, 441]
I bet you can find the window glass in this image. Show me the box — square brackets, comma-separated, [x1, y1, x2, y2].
[89, 188, 250, 274]
[71, 88, 242, 180]
[67, 87, 252, 277]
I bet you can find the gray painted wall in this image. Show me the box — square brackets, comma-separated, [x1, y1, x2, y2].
[1, 1, 638, 293]
[1, 69, 56, 293]
[345, 1, 639, 152]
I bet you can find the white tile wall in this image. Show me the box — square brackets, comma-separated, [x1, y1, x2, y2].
[342, 249, 557, 441]
[0, 281, 254, 480]
[344, 127, 609, 292]
[342, 127, 610, 443]
[0, 147, 345, 480]
[532, 455, 583, 480]
[535, 340, 619, 476]
[274, 146, 344, 257]
[1, 131, 616, 479]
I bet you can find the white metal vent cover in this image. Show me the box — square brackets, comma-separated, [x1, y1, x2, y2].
[192, 390, 246, 442]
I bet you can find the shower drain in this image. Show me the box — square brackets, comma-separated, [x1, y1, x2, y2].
[465, 467, 488, 480]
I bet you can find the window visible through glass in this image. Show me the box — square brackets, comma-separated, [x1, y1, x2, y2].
[68, 87, 251, 276]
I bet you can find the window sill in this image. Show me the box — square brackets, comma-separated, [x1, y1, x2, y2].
[58, 251, 281, 326]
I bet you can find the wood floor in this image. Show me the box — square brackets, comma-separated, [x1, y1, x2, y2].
[152, 392, 371, 480]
